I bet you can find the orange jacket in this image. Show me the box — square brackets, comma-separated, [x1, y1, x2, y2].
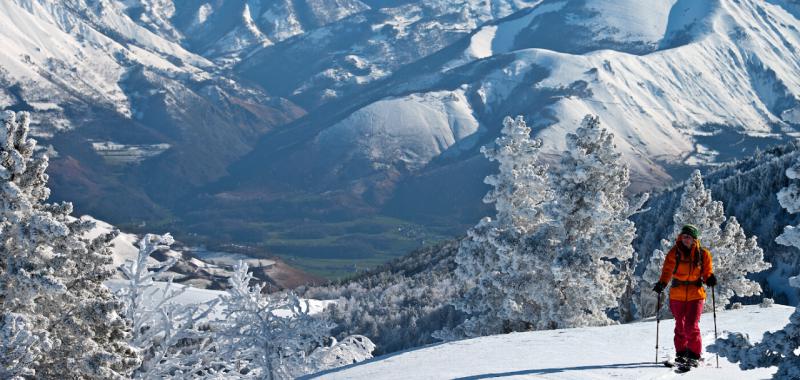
[658, 238, 713, 302]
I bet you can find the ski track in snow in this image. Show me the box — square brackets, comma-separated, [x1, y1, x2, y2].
[308, 305, 792, 379]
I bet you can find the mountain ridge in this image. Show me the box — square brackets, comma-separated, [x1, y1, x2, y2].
[3, 0, 800, 276]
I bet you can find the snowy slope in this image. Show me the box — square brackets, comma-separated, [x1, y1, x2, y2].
[309, 305, 793, 379]
[124, 0, 371, 63]
[315, 90, 481, 171]
[466, 0, 800, 171]
[82, 216, 158, 270]
[0, 0, 211, 132]
[236, 0, 542, 107]
[104, 279, 334, 317]
[294, 0, 800, 193]
[0, 0, 306, 238]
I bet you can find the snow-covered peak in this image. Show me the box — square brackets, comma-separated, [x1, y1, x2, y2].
[314, 90, 481, 172]
[163, 0, 370, 61]
[309, 0, 800, 194]
[0, 0, 214, 134]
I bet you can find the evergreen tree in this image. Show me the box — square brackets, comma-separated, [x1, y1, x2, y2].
[118, 233, 221, 379]
[450, 115, 551, 337]
[214, 262, 373, 379]
[546, 114, 641, 327]
[0, 111, 138, 378]
[776, 159, 800, 248]
[638, 240, 671, 317]
[306, 335, 376, 374]
[481, 115, 551, 235]
[712, 216, 770, 307]
[708, 159, 800, 378]
[674, 170, 727, 245]
[449, 114, 642, 335]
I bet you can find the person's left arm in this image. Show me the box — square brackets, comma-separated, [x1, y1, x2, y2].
[702, 249, 716, 286]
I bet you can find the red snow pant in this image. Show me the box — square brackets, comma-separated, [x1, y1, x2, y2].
[670, 299, 704, 356]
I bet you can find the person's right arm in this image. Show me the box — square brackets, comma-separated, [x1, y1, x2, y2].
[658, 248, 677, 285]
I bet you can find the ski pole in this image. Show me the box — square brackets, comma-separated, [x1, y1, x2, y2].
[712, 285, 719, 368]
[655, 291, 662, 364]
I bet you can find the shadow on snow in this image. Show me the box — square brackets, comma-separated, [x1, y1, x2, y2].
[452, 362, 659, 379]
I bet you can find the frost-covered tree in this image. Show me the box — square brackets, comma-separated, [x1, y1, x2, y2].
[546, 114, 642, 327]
[0, 313, 40, 379]
[117, 233, 222, 379]
[638, 242, 670, 316]
[708, 279, 800, 379]
[449, 114, 643, 336]
[776, 158, 800, 249]
[450, 115, 551, 337]
[306, 335, 376, 374]
[0, 111, 138, 378]
[674, 170, 727, 245]
[712, 216, 770, 307]
[637, 170, 768, 316]
[708, 158, 800, 378]
[480, 115, 551, 235]
[214, 262, 372, 379]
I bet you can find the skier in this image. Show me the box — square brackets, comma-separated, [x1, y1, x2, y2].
[652, 224, 717, 370]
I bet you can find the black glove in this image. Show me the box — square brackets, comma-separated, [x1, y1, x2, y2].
[705, 274, 717, 287]
[652, 282, 666, 293]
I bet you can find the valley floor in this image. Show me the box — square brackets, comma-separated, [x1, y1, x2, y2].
[307, 305, 793, 379]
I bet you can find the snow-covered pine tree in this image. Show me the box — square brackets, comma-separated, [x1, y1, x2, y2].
[776, 158, 800, 249]
[708, 159, 800, 378]
[449, 115, 551, 337]
[214, 261, 373, 379]
[117, 233, 221, 379]
[637, 239, 671, 318]
[637, 170, 769, 316]
[481, 115, 551, 235]
[674, 170, 727, 245]
[546, 114, 641, 327]
[0, 312, 40, 379]
[306, 335, 376, 374]
[712, 216, 770, 307]
[0, 111, 138, 378]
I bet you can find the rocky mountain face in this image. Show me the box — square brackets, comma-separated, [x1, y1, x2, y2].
[2, 0, 800, 276]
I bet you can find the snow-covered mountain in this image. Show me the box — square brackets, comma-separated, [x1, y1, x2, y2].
[238, 0, 800, 196]
[0, 0, 302, 223]
[126, 0, 370, 64]
[307, 304, 794, 379]
[3, 0, 800, 270]
[235, 0, 541, 107]
[193, 0, 800, 267]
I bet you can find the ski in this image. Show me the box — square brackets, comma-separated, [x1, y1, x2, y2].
[662, 360, 675, 368]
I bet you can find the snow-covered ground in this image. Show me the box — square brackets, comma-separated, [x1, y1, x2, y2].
[309, 305, 793, 379]
[105, 279, 334, 320]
